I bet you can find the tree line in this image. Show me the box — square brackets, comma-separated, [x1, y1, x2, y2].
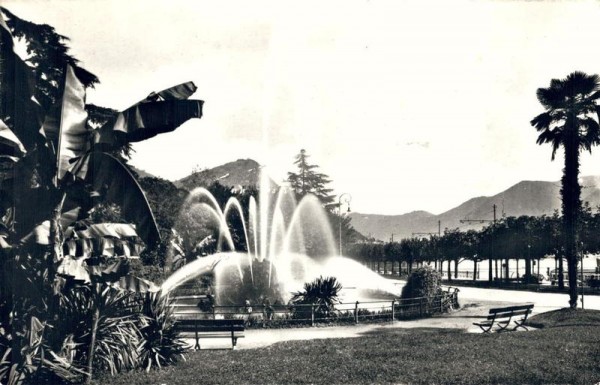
[346, 205, 600, 286]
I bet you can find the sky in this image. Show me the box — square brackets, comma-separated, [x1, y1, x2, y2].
[4, 0, 600, 215]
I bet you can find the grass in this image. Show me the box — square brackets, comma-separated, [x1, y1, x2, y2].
[526, 307, 600, 328]
[92, 309, 600, 385]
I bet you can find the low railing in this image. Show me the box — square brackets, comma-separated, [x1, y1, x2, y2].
[441, 271, 480, 280]
[170, 288, 459, 327]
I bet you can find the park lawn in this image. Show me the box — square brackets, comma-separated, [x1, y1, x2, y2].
[93, 309, 600, 385]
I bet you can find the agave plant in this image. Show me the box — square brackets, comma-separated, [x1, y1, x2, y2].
[91, 301, 139, 375]
[62, 286, 141, 376]
[135, 292, 186, 371]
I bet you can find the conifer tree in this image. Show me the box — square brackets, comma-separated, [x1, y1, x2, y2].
[286, 149, 335, 208]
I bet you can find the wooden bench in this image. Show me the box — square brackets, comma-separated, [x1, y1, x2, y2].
[473, 304, 534, 333]
[174, 319, 245, 350]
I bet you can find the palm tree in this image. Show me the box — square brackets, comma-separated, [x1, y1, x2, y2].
[531, 71, 600, 308]
[291, 276, 342, 319]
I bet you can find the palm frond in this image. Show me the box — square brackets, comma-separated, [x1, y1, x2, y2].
[531, 112, 551, 131]
[537, 83, 564, 110]
[565, 71, 600, 96]
[580, 117, 600, 152]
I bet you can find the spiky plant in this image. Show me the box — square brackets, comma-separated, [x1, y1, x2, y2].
[135, 293, 186, 371]
[291, 276, 342, 319]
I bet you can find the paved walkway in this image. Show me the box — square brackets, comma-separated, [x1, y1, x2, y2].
[185, 297, 509, 350]
[185, 282, 600, 350]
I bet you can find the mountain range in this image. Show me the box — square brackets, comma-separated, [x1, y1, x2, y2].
[132, 158, 277, 192]
[132, 159, 600, 242]
[173, 159, 264, 191]
[350, 176, 600, 241]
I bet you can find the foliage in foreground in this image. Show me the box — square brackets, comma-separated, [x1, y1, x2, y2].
[0, 287, 186, 384]
[91, 310, 600, 385]
[136, 293, 187, 371]
[0, 6, 201, 384]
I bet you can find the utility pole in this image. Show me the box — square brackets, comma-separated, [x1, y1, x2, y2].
[493, 204, 497, 283]
[459, 204, 497, 282]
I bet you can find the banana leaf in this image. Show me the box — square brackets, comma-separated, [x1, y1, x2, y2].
[92, 82, 203, 151]
[56, 255, 90, 283]
[66, 152, 160, 245]
[109, 274, 159, 293]
[147, 81, 197, 101]
[0, 118, 26, 158]
[41, 65, 89, 181]
[20, 211, 85, 246]
[63, 223, 138, 240]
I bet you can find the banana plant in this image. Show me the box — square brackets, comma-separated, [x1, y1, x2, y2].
[1, 7, 204, 383]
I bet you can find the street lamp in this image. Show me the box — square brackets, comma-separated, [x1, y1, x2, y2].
[338, 193, 352, 255]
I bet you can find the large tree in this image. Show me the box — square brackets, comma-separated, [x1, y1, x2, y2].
[287, 149, 335, 207]
[286, 149, 362, 254]
[531, 71, 600, 308]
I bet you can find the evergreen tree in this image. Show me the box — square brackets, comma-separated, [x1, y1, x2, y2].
[287, 149, 335, 208]
[286, 149, 364, 254]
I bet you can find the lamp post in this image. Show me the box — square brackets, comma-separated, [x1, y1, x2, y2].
[338, 193, 352, 256]
[580, 243, 585, 309]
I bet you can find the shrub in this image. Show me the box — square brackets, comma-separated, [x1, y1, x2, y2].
[128, 261, 167, 285]
[400, 267, 442, 300]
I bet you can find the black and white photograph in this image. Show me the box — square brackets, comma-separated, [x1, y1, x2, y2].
[1, 1, 600, 384]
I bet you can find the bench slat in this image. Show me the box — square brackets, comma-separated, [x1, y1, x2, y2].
[485, 309, 531, 320]
[175, 320, 245, 325]
[176, 327, 245, 333]
[179, 331, 244, 338]
[488, 304, 533, 313]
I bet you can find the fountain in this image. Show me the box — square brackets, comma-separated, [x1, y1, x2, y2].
[160, 169, 400, 306]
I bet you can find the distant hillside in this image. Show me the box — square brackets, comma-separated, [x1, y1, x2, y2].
[350, 176, 600, 241]
[174, 158, 277, 191]
[350, 211, 436, 242]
